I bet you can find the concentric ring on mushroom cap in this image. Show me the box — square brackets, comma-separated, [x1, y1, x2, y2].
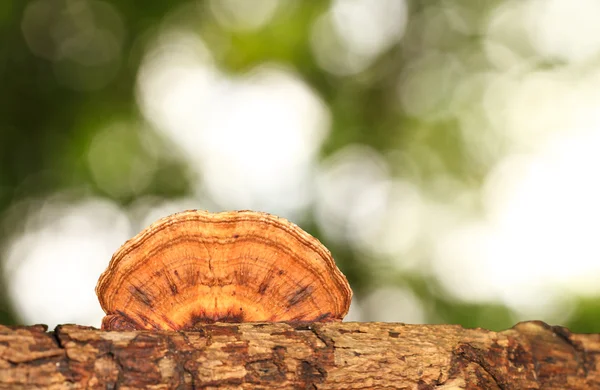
[96, 210, 352, 330]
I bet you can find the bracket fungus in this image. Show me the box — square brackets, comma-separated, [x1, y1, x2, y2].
[96, 210, 352, 330]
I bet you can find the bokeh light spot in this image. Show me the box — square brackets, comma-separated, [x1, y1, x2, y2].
[2, 198, 131, 329]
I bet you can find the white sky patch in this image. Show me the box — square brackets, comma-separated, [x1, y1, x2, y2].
[136, 30, 217, 139]
[359, 286, 426, 323]
[343, 297, 363, 322]
[137, 31, 330, 219]
[2, 199, 131, 329]
[500, 71, 577, 150]
[486, 128, 600, 293]
[331, 0, 408, 59]
[196, 67, 329, 217]
[526, 0, 600, 63]
[433, 122, 600, 312]
[431, 32, 600, 315]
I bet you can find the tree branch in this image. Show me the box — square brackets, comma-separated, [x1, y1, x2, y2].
[1, 321, 598, 389]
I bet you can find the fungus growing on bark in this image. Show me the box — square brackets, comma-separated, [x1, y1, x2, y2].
[96, 210, 352, 330]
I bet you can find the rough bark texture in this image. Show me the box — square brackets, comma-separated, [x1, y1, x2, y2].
[0, 321, 598, 389]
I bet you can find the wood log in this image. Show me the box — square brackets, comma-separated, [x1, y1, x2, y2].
[0, 321, 598, 389]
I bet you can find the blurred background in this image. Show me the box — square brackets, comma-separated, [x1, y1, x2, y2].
[2, 0, 600, 332]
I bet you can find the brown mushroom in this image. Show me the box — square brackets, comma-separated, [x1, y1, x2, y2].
[96, 210, 352, 330]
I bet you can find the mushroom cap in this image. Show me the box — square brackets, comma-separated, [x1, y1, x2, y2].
[96, 210, 352, 330]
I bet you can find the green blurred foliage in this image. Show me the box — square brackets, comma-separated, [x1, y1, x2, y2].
[0, 0, 598, 333]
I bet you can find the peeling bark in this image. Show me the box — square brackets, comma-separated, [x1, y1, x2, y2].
[0, 321, 598, 389]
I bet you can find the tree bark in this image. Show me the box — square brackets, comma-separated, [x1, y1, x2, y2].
[0, 321, 598, 389]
